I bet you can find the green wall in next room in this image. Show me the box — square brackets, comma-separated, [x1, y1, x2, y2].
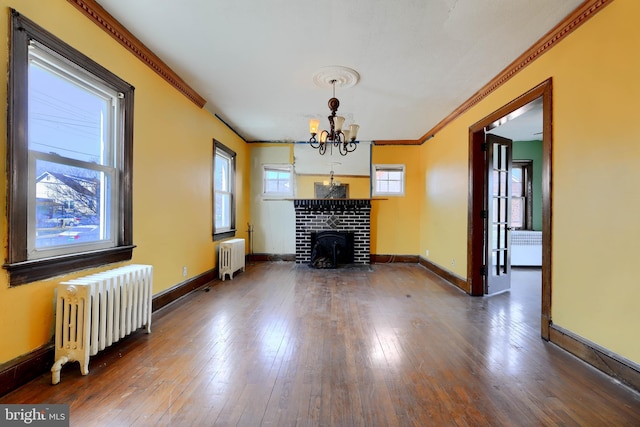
[513, 139, 542, 231]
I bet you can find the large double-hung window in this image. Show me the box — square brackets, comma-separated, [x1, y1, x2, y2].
[213, 140, 236, 240]
[511, 160, 533, 230]
[6, 11, 134, 285]
[29, 44, 119, 256]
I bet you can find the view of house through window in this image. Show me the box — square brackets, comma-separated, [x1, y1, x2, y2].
[29, 49, 117, 255]
[6, 12, 134, 285]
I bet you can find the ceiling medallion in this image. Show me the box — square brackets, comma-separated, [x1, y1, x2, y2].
[312, 66, 360, 89]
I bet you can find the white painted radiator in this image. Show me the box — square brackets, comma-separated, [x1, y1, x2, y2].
[51, 264, 153, 384]
[511, 231, 542, 266]
[219, 238, 245, 281]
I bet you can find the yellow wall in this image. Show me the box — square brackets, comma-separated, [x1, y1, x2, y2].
[0, 1, 249, 364]
[421, 129, 469, 275]
[371, 145, 422, 255]
[420, 0, 640, 362]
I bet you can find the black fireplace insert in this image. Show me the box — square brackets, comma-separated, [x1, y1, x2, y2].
[310, 231, 354, 268]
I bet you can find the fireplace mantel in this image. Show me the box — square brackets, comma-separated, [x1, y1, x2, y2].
[293, 198, 373, 211]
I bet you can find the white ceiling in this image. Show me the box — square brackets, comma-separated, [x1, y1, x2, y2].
[488, 97, 544, 142]
[95, 0, 581, 143]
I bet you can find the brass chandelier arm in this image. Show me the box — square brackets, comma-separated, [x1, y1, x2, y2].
[338, 140, 357, 156]
[309, 133, 320, 149]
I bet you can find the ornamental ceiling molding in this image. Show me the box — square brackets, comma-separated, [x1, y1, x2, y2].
[376, 0, 613, 146]
[312, 66, 360, 89]
[67, 0, 612, 145]
[67, 0, 207, 108]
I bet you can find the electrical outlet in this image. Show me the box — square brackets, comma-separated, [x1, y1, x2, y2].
[451, 258, 455, 267]
[182, 266, 187, 277]
[425, 249, 429, 257]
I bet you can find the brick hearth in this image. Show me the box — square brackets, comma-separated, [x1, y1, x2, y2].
[294, 199, 371, 265]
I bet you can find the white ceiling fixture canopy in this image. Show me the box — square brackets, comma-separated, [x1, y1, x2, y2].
[312, 66, 360, 89]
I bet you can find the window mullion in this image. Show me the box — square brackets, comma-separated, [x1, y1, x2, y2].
[32, 152, 114, 174]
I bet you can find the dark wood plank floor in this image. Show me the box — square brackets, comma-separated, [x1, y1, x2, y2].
[2, 263, 639, 426]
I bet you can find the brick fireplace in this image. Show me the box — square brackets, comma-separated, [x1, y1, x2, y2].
[294, 199, 371, 265]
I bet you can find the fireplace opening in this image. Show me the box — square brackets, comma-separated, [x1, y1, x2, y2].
[310, 231, 354, 269]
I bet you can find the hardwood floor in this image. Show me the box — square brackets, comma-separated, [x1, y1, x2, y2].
[2, 262, 639, 426]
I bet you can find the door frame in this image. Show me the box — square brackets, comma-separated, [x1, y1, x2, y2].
[467, 78, 552, 339]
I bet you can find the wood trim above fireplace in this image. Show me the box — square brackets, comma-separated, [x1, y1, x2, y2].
[293, 198, 374, 210]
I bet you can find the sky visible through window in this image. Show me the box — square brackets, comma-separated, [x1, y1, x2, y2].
[29, 62, 108, 170]
[29, 59, 113, 249]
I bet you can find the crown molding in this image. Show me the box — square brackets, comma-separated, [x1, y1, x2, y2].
[375, 0, 612, 146]
[68, 0, 612, 142]
[417, 0, 612, 144]
[373, 139, 424, 146]
[67, 0, 207, 108]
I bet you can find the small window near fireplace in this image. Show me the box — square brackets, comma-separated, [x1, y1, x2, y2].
[373, 164, 405, 196]
[263, 164, 294, 198]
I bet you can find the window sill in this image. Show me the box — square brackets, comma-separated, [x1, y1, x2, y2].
[4, 245, 136, 286]
[213, 230, 236, 241]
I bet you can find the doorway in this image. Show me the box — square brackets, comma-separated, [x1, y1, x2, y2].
[467, 79, 552, 339]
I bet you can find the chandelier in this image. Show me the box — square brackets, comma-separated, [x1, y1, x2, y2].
[308, 67, 360, 156]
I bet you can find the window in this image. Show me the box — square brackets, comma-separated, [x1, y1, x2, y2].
[511, 160, 533, 230]
[372, 164, 406, 196]
[5, 11, 134, 286]
[263, 164, 294, 197]
[213, 140, 236, 240]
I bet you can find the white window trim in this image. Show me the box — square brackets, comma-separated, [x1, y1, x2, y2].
[262, 164, 295, 198]
[372, 164, 406, 197]
[27, 43, 120, 259]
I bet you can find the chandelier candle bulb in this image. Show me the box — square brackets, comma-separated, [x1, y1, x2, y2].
[309, 119, 320, 135]
[349, 124, 359, 140]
